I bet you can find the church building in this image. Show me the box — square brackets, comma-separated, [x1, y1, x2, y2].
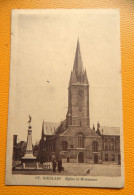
[39, 39, 102, 164]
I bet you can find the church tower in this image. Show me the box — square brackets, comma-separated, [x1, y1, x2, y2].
[66, 39, 90, 127]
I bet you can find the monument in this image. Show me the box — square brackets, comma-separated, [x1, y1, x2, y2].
[21, 115, 37, 169]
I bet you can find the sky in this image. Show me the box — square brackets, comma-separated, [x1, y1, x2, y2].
[8, 10, 122, 144]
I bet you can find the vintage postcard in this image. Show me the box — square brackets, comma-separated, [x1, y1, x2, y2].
[5, 9, 124, 188]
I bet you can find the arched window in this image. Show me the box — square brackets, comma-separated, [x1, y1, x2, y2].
[62, 141, 68, 151]
[78, 132, 84, 148]
[92, 141, 98, 152]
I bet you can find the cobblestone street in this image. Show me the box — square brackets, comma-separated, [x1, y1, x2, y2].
[62, 163, 121, 176]
[13, 163, 121, 177]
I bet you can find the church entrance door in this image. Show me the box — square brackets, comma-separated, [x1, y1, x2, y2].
[94, 155, 98, 164]
[78, 152, 84, 163]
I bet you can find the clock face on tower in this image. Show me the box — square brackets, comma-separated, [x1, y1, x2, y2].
[78, 89, 84, 97]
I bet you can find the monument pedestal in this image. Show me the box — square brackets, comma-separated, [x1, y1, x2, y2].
[21, 155, 37, 169]
[21, 158, 37, 169]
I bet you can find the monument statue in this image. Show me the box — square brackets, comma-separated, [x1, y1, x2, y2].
[28, 115, 32, 127]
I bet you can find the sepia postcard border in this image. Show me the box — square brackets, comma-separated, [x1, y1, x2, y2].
[5, 9, 124, 188]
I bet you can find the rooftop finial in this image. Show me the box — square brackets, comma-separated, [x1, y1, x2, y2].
[97, 122, 100, 130]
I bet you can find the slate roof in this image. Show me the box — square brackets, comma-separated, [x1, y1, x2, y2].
[62, 127, 100, 137]
[44, 122, 60, 135]
[54, 119, 100, 137]
[100, 126, 120, 136]
[54, 119, 67, 135]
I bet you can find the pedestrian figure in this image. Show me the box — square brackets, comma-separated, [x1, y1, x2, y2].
[52, 158, 56, 173]
[58, 158, 62, 173]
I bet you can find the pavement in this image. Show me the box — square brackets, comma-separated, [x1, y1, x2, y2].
[12, 163, 121, 177]
[62, 163, 121, 176]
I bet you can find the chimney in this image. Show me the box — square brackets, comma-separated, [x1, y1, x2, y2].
[13, 135, 18, 147]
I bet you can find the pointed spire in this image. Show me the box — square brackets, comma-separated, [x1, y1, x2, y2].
[41, 119, 44, 139]
[83, 69, 88, 83]
[69, 71, 72, 86]
[69, 39, 89, 86]
[69, 70, 77, 86]
[73, 39, 84, 77]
